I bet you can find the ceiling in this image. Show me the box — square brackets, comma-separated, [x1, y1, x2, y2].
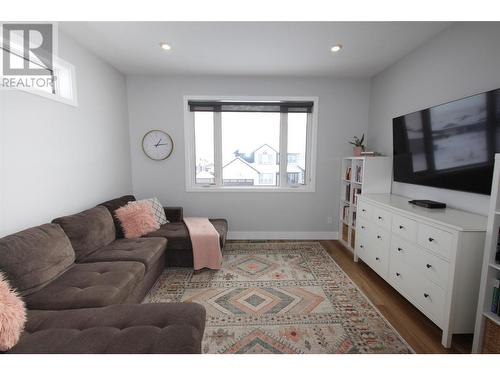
[61, 22, 452, 78]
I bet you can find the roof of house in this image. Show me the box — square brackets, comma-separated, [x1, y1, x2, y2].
[222, 157, 261, 174]
[252, 143, 279, 155]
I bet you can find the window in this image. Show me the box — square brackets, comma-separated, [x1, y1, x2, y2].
[1, 40, 78, 106]
[185, 96, 318, 191]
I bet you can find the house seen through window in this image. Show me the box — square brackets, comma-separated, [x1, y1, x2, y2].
[188, 98, 316, 190]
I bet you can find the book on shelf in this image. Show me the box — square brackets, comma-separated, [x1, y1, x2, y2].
[342, 205, 349, 222]
[352, 187, 362, 205]
[352, 210, 357, 227]
[360, 151, 383, 156]
[496, 227, 500, 263]
[354, 165, 362, 183]
[492, 279, 500, 315]
[345, 185, 351, 201]
[345, 167, 352, 181]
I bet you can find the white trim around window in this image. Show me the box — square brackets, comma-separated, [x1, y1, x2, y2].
[183, 95, 319, 192]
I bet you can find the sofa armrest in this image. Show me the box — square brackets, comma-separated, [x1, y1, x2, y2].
[164, 207, 183, 223]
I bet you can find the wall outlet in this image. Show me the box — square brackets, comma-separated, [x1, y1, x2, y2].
[327, 216, 333, 224]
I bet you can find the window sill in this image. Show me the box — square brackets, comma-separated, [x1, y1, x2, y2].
[186, 185, 315, 193]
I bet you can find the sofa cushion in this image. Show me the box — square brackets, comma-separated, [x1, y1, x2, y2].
[24, 261, 145, 310]
[53, 206, 116, 261]
[144, 219, 228, 250]
[10, 303, 206, 354]
[98, 195, 136, 238]
[80, 237, 167, 271]
[114, 200, 160, 239]
[0, 224, 75, 296]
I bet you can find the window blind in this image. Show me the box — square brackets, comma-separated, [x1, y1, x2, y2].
[188, 100, 313, 113]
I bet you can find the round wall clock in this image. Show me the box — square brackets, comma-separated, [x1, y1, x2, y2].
[142, 130, 174, 160]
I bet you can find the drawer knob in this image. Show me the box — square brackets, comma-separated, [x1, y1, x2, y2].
[375, 257, 380, 261]
[362, 209, 366, 212]
[397, 247, 402, 252]
[377, 235, 381, 239]
[426, 264, 432, 269]
[360, 245, 364, 248]
[361, 226, 365, 229]
[378, 216, 382, 220]
[399, 225, 404, 229]
[428, 237, 434, 242]
[424, 293, 429, 298]
[396, 272, 401, 276]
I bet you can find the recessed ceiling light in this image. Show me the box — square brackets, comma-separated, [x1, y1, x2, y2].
[331, 44, 342, 53]
[160, 42, 171, 51]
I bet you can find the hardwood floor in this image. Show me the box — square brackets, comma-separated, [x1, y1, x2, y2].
[320, 240, 472, 354]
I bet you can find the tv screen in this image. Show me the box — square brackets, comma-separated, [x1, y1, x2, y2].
[393, 88, 500, 195]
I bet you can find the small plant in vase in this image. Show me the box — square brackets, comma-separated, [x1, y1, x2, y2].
[349, 134, 365, 156]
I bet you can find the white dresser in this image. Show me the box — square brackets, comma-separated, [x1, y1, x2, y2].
[355, 193, 487, 348]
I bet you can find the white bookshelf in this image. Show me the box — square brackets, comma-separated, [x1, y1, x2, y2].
[473, 154, 500, 353]
[338, 156, 392, 255]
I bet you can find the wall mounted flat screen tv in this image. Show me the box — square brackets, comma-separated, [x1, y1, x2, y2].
[393, 88, 500, 195]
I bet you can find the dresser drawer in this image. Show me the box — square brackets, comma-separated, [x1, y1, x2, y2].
[371, 225, 391, 253]
[389, 256, 446, 327]
[363, 225, 390, 278]
[357, 200, 374, 221]
[418, 247, 450, 289]
[415, 275, 446, 327]
[391, 214, 417, 242]
[357, 218, 371, 235]
[365, 248, 389, 279]
[391, 235, 450, 289]
[355, 219, 371, 260]
[417, 224, 453, 259]
[373, 206, 392, 231]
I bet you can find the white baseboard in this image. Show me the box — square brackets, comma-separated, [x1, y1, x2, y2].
[227, 231, 339, 240]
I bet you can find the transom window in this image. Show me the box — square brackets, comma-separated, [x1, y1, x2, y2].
[184, 96, 318, 192]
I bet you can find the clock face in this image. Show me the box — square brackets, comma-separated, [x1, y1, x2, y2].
[142, 130, 173, 160]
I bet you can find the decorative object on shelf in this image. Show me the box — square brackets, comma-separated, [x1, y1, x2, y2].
[482, 317, 500, 353]
[142, 129, 174, 160]
[360, 151, 383, 156]
[348, 134, 365, 156]
[473, 154, 500, 353]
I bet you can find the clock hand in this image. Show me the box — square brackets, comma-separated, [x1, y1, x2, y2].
[155, 139, 162, 147]
[156, 143, 168, 146]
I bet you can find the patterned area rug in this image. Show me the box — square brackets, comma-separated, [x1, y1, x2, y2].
[144, 242, 413, 354]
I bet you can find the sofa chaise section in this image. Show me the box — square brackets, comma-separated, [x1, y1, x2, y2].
[144, 219, 228, 267]
[99, 195, 228, 267]
[9, 303, 206, 354]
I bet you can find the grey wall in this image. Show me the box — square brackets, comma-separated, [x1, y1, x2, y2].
[0, 31, 132, 236]
[126, 75, 370, 237]
[368, 22, 500, 215]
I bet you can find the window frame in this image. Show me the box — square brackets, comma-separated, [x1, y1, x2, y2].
[184, 95, 318, 192]
[1, 40, 78, 107]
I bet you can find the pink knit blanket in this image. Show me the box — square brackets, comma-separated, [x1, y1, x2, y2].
[183, 217, 222, 270]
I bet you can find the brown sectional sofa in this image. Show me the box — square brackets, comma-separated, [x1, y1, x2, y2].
[0, 195, 229, 354]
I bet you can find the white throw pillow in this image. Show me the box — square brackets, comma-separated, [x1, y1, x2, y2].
[138, 197, 168, 226]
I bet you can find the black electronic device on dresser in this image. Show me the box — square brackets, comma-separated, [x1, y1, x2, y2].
[408, 199, 446, 209]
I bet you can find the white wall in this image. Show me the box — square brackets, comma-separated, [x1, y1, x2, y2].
[0, 31, 132, 236]
[368, 22, 500, 215]
[126, 76, 370, 237]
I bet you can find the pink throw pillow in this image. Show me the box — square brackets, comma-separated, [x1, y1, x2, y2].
[115, 200, 160, 239]
[0, 272, 27, 351]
